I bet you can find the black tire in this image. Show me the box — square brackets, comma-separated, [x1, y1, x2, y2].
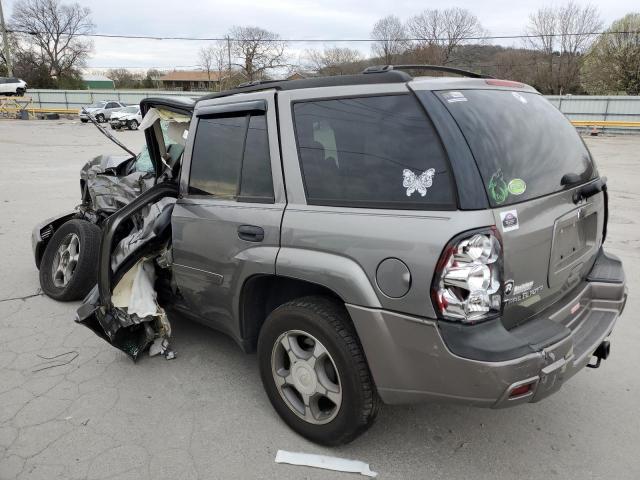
[257, 295, 379, 445]
[95, 113, 105, 123]
[128, 120, 138, 130]
[16, 88, 25, 97]
[80, 119, 88, 123]
[110, 124, 116, 130]
[39, 219, 101, 301]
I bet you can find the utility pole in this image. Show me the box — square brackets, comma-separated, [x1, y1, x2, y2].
[0, 0, 13, 77]
[226, 35, 231, 72]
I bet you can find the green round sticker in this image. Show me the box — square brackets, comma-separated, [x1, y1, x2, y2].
[508, 178, 526, 195]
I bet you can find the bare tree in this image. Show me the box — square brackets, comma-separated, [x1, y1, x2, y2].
[10, 0, 94, 79]
[198, 42, 230, 90]
[198, 46, 215, 83]
[229, 26, 287, 82]
[306, 46, 363, 75]
[525, 1, 602, 93]
[106, 68, 143, 89]
[370, 15, 407, 64]
[0, 32, 19, 76]
[407, 8, 485, 64]
[583, 13, 640, 94]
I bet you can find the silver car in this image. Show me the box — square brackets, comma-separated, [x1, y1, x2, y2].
[79, 100, 127, 123]
[33, 68, 627, 446]
[109, 105, 143, 130]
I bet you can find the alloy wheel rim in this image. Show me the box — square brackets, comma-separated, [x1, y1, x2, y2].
[271, 330, 342, 425]
[51, 233, 80, 288]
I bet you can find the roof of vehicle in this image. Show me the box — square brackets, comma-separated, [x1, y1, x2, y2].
[197, 70, 411, 102]
[195, 65, 537, 103]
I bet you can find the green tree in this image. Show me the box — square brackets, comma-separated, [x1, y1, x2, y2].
[583, 13, 640, 95]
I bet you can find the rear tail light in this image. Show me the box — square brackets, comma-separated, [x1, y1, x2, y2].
[432, 228, 503, 323]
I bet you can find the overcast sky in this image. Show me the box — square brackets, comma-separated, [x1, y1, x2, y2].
[3, 0, 637, 70]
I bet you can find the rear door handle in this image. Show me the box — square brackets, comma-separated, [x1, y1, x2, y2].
[238, 225, 264, 242]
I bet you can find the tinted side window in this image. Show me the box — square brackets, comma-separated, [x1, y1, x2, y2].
[188, 116, 247, 197]
[293, 95, 454, 209]
[106, 102, 118, 109]
[239, 115, 274, 202]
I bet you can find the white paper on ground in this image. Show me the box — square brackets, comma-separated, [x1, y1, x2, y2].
[275, 450, 377, 478]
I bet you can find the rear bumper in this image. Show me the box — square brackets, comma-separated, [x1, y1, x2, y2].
[349, 249, 626, 407]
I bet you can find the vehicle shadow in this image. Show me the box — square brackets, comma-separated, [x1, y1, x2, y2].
[164, 312, 584, 478]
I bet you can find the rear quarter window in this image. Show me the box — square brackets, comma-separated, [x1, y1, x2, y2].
[293, 94, 455, 210]
[436, 89, 596, 207]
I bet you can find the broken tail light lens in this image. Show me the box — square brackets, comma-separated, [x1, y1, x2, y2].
[432, 229, 503, 323]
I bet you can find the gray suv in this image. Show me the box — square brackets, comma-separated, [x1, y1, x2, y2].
[32, 66, 627, 445]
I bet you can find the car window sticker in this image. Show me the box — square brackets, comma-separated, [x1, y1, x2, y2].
[442, 91, 468, 103]
[488, 169, 509, 204]
[402, 168, 435, 197]
[508, 178, 527, 195]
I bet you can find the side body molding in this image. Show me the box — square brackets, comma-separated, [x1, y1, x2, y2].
[276, 247, 382, 308]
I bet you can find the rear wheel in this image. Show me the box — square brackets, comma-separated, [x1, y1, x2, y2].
[80, 119, 88, 123]
[257, 296, 379, 445]
[39, 219, 102, 301]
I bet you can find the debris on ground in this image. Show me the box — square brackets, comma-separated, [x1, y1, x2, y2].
[275, 450, 378, 477]
[32, 351, 79, 372]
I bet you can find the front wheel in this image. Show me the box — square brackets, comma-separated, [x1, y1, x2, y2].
[39, 219, 102, 301]
[257, 296, 379, 445]
[95, 113, 105, 123]
[128, 119, 138, 130]
[16, 88, 25, 96]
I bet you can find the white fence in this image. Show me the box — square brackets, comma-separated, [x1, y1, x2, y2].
[26, 89, 205, 111]
[546, 95, 640, 124]
[22, 89, 640, 132]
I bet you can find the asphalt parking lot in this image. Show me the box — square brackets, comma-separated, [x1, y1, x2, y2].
[1, 118, 639, 480]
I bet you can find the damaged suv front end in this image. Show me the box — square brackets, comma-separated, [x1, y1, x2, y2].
[33, 97, 193, 358]
[32, 98, 193, 299]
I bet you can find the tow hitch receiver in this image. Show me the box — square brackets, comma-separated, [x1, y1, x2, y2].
[587, 340, 611, 369]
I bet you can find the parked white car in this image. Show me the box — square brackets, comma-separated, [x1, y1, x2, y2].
[109, 106, 142, 130]
[0, 77, 27, 96]
[79, 100, 127, 123]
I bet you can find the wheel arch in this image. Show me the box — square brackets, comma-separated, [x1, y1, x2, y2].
[240, 275, 350, 352]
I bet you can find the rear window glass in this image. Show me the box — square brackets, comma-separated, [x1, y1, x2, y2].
[436, 89, 596, 207]
[293, 95, 455, 210]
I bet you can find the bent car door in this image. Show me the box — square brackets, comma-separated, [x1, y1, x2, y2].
[171, 91, 286, 340]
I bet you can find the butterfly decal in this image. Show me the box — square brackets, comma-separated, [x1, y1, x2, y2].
[402, 168, 435, 197]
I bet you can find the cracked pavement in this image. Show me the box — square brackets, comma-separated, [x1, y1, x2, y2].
[1, 119, 640, 479]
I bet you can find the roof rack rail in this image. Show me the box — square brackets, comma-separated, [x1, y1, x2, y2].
[236, 79, 283, 88]
[362, 64, 493, 79]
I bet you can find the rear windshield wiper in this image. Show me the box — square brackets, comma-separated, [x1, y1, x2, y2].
[82, 107, 137, 158]
[562, 173, 607, 204]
